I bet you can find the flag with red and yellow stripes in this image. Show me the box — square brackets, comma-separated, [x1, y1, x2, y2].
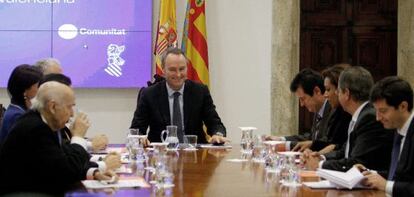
[154, 0, 178, 75]
[181, 0, 209, 86]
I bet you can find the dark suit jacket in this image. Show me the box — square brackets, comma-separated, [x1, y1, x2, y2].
[0, 110, 90, 195]
[392, 118, 414, 197]
[130, 80, 226, 143]
[311, 106, 351, 151]
[323, 103, 393, 172]
[285, 101, 331, 146]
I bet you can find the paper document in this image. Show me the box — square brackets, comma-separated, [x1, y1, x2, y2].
[82, 179, 149, 189]
[316, 167, 365, 189]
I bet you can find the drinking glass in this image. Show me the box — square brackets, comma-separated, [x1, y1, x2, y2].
[252, 134, 266, 163]
[184, 135, 197, 150]
[126, 129, 147, 162]
[240, 129, 253, 154]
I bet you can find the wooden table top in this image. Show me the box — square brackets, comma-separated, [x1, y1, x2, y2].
[67, 145, 386, 197]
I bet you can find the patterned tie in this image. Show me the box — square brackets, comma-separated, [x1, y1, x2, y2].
[345, 120, 356, 158]
[313, 114, 323, 140]
[388, 133, 404, 180]
[173, 92, 184, 143]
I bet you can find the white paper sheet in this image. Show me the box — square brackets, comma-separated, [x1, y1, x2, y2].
[82, 179, 149, 189]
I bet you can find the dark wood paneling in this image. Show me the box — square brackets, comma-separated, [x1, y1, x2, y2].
[299, 0, 397, 133]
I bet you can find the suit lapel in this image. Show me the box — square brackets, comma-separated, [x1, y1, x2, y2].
[348, 103, 371, 153]
[158, 82, 171, 125]
[396, 119, 414, 173]
[183, 80, 191, 131]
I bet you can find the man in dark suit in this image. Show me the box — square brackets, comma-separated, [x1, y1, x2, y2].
[0, 82, 115, 195]
[266, 68, 331, 151]
[303, 66, 393, 172]
[130, 47, 227, 144]
[356, 76, 414, 196]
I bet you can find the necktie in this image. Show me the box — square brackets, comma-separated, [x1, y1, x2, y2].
[313, 114, 323, 140]
[57, 130, 62, 147]
[388, 133, 404, 180]
[173, 92, 184, 143]
[345, 120, 356, 158]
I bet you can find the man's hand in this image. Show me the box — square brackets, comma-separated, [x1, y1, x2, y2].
[292, 140, 313, 152]
[209, 135, 230, 144]
[303, 151, 321, 170]
[91, 134, 108, 151]
[104, 152, 122, 170]
[362, 172, 387, 191]
[70, 112, 90, 138]
[354, 164, 367, 172]
[94, 170, 119, 183]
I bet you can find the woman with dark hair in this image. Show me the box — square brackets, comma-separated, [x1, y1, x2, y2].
[311, 64, 352, 154]
[0, 64, 43, 143]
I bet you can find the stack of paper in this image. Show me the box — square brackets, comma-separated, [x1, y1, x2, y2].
[316, 167, 364, 189]
[82, 179, 149, 189]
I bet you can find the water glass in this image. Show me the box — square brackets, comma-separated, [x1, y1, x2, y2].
[252, 134, 266, 162]
[184, 135, 197, 150]
[240, 129, 253, 154]
[126, 129, 147, 162]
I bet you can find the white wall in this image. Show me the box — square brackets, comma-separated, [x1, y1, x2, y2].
[0, 0, 272, 143]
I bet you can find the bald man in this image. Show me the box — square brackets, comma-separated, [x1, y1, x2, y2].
[0, 82, 116, 195]
[36, 60, 109, 153]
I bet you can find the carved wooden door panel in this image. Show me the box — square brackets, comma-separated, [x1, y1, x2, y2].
[299, 0, 397, 133]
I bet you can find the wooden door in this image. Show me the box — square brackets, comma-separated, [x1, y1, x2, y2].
[299, 0, 397, 133]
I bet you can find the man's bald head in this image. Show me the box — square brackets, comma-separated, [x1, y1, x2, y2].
[33, 81, 73, 110]
[32, 81, 75, 130]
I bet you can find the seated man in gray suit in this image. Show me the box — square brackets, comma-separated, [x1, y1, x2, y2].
[356, 76, 414, 197]
[303, 66, 393, 172]
[131, 47, 227, 144]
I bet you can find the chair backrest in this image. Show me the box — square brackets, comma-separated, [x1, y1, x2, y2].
[130, 74, 165, 129]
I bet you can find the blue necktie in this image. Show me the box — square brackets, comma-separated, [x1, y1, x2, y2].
[388, 133, 403, 180]
[173, 92, 184, 143]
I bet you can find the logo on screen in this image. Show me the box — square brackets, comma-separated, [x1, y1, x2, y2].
[105, 44, 125, 77]
[58, 24, 78, 40]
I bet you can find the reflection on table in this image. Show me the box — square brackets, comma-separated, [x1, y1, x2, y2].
[67, 145, 385, 197]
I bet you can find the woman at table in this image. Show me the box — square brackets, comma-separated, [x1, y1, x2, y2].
[302, 64, 352, 153]
[0, 64, 42, 144]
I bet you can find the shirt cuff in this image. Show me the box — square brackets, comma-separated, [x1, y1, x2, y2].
[97, 161, 107, 172]
[87, 168, 98, 180]
[386, 181, 394, 196]
[318, 160, 325, 169]
[90, 155, 103, 163]
[71, 136, 88, 150]
[87, 141, 93, 151]
[285, 141, 291, 151]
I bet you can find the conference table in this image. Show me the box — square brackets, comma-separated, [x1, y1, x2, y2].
[67, 145, 386, 196]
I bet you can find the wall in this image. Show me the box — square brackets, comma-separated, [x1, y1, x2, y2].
[0, 0, 272, 143]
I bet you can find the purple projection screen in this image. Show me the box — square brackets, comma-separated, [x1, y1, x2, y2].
[0, 0, 152, 88]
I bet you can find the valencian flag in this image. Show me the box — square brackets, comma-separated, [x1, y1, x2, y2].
[181, 0, 209, 86]
[154, 0, 178, 75]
